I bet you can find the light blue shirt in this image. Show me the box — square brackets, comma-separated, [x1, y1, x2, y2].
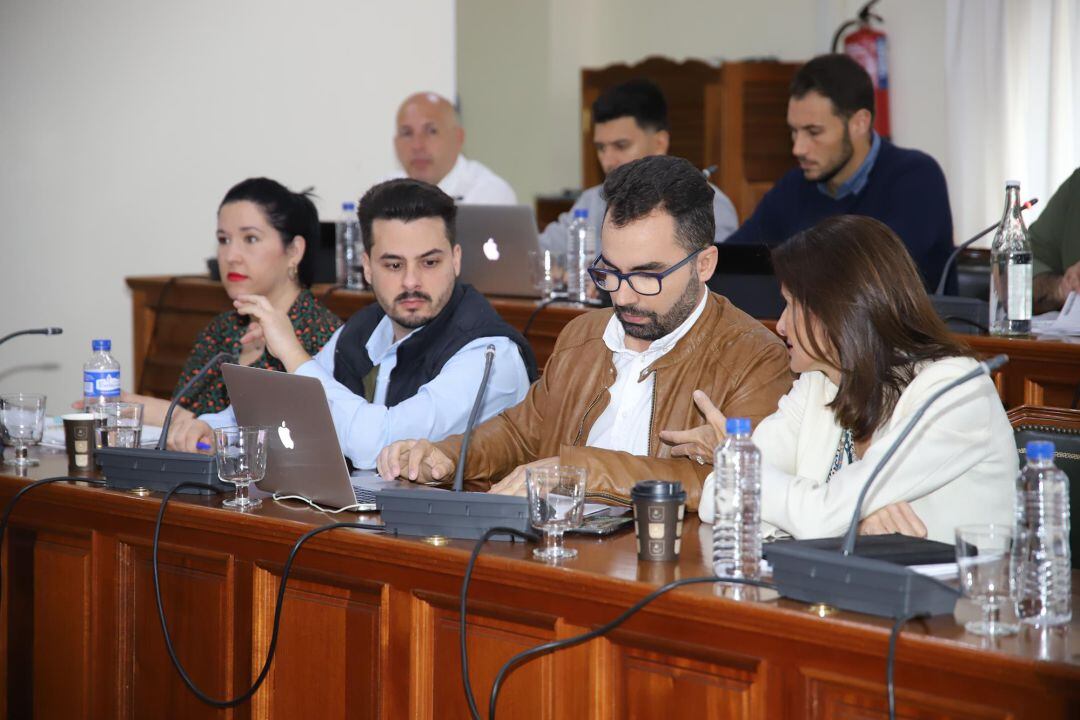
[200, 316, 531, 469]
[818, 131, 881, 200]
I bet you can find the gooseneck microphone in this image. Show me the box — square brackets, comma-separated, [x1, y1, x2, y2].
[97, 352, 237, 495]
[157, 352, 236, 451]
[0, 327, 63, 347]
[934, 198, 1037, 296]
[452, 345, 496, 493]
[765, 355, 1009, 618]
[377, 344, 531, 540]
[930, 199, 1036, 334]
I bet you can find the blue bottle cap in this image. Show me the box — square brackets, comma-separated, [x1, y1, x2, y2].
[342, 201, 356, 211]
[573, 209, 588, 219]
[725, 417, 751, 435]
[92, 339, 111, 352]
[1026, 440, 1055, 462]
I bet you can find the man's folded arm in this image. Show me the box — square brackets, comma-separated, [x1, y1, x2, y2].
[559, 445, 711, 509]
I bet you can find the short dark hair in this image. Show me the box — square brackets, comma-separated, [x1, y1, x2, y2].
[357, 178, 457, 253]
[220, 178, 319, 287]
[771, 215, 970, 442]
[601, 155, 714, 252]
[592, 78, 669, 133]
[790, 53, 875, 119]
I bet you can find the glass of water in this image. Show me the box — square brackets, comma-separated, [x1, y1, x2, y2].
[0, 393, 47, 467]
[526, 465, 587, 562]
[213, 426, 269, 511]
[92, 402, 144, 449]
[955, 524, 1019, 637]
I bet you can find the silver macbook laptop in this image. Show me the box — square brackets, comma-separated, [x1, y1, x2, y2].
[455, 204, 542, 298]
[221, 363, 405, 510]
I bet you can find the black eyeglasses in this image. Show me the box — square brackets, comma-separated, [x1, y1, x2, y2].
[586, 248, 704, 296]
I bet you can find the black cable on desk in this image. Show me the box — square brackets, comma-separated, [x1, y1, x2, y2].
[457, 527, 776, 720]
[152, 481, 385, 708]
[0, 476, 106, 605]
[886, 612, 921, 720]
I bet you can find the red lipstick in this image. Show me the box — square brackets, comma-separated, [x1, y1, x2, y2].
[227, 272, 248, 282]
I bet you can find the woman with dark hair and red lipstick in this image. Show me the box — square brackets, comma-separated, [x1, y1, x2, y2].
[115, 178, 341, 428]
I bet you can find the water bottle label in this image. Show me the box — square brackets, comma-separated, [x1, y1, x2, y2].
[1008, 263, 1032, 320]
[84, 370, 121, 397]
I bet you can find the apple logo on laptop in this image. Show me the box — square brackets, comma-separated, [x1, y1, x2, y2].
[483, 237, 500, 261]
[278, 420, 294, 450]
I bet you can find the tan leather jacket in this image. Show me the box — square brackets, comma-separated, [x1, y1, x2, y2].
[435, 292, 793, 510]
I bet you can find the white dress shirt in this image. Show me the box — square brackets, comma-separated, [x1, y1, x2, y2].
[586, 293, 708, 455]
[200, 317, 531, 469]
[697, 357, 1017, 543]
[389, 154, 517, 205]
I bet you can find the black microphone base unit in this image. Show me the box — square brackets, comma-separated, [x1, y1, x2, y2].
[96, 447, 229, 495]
[931, 296, 989, 335]
[764, 540, 960, 618]
[376, 487, 530, 540]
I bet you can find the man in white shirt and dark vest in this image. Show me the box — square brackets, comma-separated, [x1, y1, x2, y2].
[390, 92, 517, 205]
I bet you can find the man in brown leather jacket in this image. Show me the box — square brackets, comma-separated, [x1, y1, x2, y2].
[377, 156, 792, 510]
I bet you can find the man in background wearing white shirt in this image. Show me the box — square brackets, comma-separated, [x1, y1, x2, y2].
[172, 179, 536, 468]
[390, 92, 517, 204]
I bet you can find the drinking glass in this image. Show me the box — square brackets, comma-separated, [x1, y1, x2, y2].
[955, 524, 1019, 637]
[0, 393, 46, 467]
[92, 402, 144, 449]
[529, 249, 566, 300]
[526, 465, 587, 561]
[213, 426, 269, 510]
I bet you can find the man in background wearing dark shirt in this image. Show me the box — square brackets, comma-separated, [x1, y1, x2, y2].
[716, 54, 955, 293]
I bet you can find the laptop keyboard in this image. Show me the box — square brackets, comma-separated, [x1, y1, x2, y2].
[351, 484, 377, 505]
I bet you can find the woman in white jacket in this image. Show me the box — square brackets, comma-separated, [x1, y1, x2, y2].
[683, 215, 1016, 543]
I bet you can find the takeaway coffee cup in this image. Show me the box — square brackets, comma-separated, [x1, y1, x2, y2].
[631, 480, 687, 562]
[62, 413, 97, 475]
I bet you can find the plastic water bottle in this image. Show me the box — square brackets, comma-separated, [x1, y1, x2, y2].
[712, 417, 761, 579]
[566, 208, 595, 304]
[1012, 440, 1071, 625]
[989, 180, 1032, 336]
[336, 201, 363, 289]
[83, 339, 120, 409]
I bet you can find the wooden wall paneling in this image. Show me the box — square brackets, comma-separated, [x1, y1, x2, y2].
[801, 668, 1008, 720]
[551, 623, 605, 720]
[118, 539, 236, 720]
[607, 630, 763, 719]
[249, 566, 383, 720]
[31, 529, 94, 720]
[4, 528, 38, 720]
[419, 591, 557, 720]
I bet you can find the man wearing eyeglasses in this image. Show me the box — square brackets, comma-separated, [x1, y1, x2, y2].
[377, 156, 792, 510]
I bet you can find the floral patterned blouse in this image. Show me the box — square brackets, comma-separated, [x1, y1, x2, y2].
[173, 289, 341, 415]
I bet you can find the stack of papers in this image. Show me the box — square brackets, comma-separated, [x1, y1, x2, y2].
[1032, 291, 1080, 336]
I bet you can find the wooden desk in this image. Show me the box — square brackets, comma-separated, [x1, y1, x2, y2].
[2, 451, 1078, 719]
[127, 276, 1080, 409]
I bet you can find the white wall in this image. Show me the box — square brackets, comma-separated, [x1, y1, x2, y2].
[458, 0, 949, 214]
[0, 0, 455, 409]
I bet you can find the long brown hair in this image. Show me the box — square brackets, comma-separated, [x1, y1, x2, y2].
[771, 215, 971, 441]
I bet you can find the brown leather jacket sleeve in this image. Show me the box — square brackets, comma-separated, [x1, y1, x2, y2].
[721, 340, 794, 426]
[559, 444, 712, 509]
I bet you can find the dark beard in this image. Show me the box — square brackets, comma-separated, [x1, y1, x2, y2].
[615, 273, 702, 342]
[388, 290, 434, 330]
[813, 125, 855, 187]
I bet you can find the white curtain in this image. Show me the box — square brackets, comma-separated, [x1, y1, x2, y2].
[945, 0, 1080, 244]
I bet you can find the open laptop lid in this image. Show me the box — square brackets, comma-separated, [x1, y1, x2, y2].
[221, 363, 358, 509]
[455, 204, 542, 298]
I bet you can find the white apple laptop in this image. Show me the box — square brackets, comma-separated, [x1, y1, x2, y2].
[455, 204, 543, 298]
[220, 363, 410, 510]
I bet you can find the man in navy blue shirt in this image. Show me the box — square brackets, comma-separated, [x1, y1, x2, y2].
[715, 54, 955, 293]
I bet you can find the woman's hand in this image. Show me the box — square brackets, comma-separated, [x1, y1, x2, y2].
[234, 294, 309, 371]
[659, 390, 728, 465]
[858, 501, 927, 537]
